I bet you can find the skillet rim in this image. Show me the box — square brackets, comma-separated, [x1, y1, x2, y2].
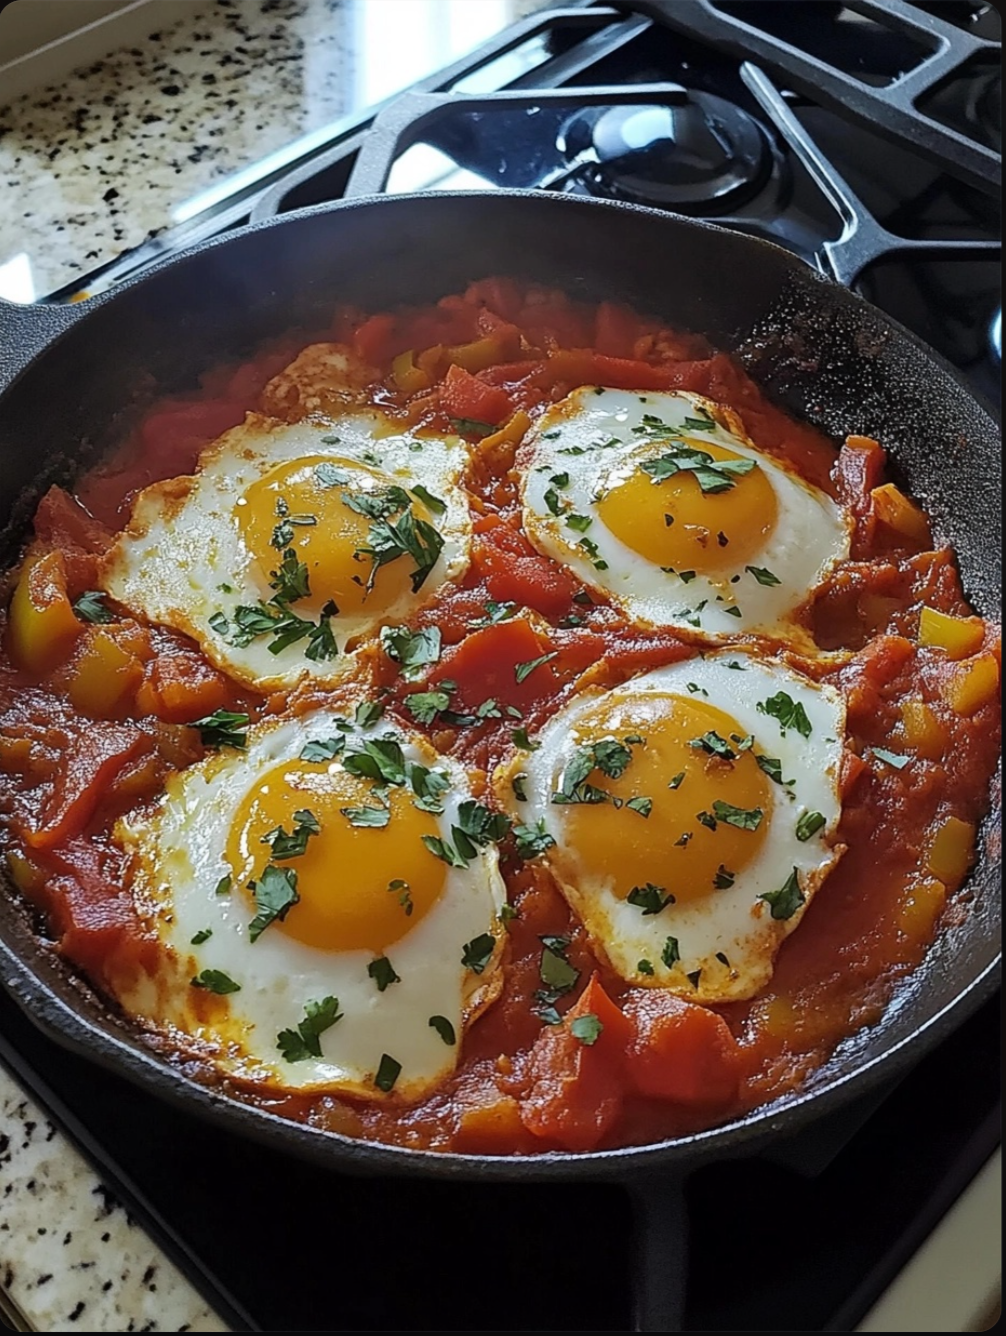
[0, 189, 1000, 1177]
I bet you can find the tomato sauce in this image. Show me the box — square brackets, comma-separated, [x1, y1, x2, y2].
[0, 279, 999, 1154]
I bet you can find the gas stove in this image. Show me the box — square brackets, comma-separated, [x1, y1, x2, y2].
[5, 2, 1001, 1331]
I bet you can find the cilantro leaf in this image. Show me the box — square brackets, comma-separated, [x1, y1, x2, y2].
[641, 443, 756, 493]
[404, 690, 451, 725]
[539, 944, 579, 995]
[746, 565, 781, 586]
[626, 795, 653, 818]
[757, 692, 813, 738]
[357, 506, 445, 593]
[690, 731, 737, 760]
[514, 652, 558, 684]
[449, 417, 496, 437]
[341, 804, 390, 828]
[214, 874, 232, 896]
[661, 937, 681, 968]
[592, 737, 635, 778]
[759, 868, 806, 920]
[511, 727, 540, 751]
[300, 736, 345, 762]
[627, 883, 674, 915]
[343, 737, 406, 786]
[261, 809, 320, 860]
[190, 928, 213, 945]
[73, 590, 114, 624]
[711, 800, 764, 830]
[191, 969, 241, 994]
[422, 835, 466, 867]
[354, 699, 385, 728]
[248, 865, 300, 942]
[276, 995, 342, 1062]
[388, 878, 413, 916]
[314, 461, 349, 488]
[193, 710, 250, 750]
[513, 819, 556, 860]
[428, 1015, 456, 1046]
[381, 625, 442, 680]
[637, 959, 655, 976]
[872, 747, 910, 770]
[367, 956, 400, 991]
[668, 771, 686, 790]
[795, 810, 827, 841]
[755, 753, 787, 784]
[410, 483, 447, 515]
[269, 547, 311, 604]
[461, 933, 497, 974]
[374, 1054, 402, 1092]
[713, 864, 735, 889]
[570, 1013, 603, 1046]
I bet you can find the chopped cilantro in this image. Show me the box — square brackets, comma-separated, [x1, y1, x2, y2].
[759, 868, 805, 920]
[354, 699, 385, 728]
[276, 996, 342, 1062]
[388, 879, 413, 916]
[300, 735, 345, 762]
[687, 969, 702, 989]
[248, 865, 300, 942]
[367, 956, 400, 991]
[476, 697, 502, 719]
[626, 796, 653, 817]
[549, 471, 570, 488]
[428, 1015, 456, 1046]
[641, 443, 756, 494]
[381, 625, 442, 680]
[468, 600, 518, 629]
[314, 461, 348, 487]
[711, 800, 764, 830]
[746, 565, 781, 586]
[356, 505, 445, 593]
[723, 605, 743, 618]
[404, 690, 451, 725]
[513, 819, 556, 860]
[661, 937, 681, 968]
[872, 747, 910, 770]
[191, 969, 241, 995]
[511, 727, 539, 752]
[539, 942, 579, 995]
[261, 809, 320, 860]
[190, 928, 212, 945]
[570, 1014, 603, 1046]
[713, 864, 735, 889]
[73, 590, 114, 624]
[269, 547, 311, 604]
[511, 773, 528, 802]
[796, 810, 827, 841]
[374, 1054, 402, 1092]
[514, 651, 558, 684]
[637, 959, 655, 976]
[756, 753, 787, 785]
[193, 710, 249, 750]
[668, 771, 686, 790]
[565, 513, 593, 533]
[461, 932, 497, 974]
[410, 483, 447, 515]
[696, 810, 718, 830]
[716, 951, 731, 967]
[214, 874, 232, 896]
[627, 883, 674, 915]
[690, 731, 737, 760]
[341, 804, 390, 828]
[544, 487, 565, 517]
[449, 417, 496, 437]
[758, 691, 813, 738]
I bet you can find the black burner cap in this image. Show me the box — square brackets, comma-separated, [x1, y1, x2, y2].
[560, 91, 772, 214]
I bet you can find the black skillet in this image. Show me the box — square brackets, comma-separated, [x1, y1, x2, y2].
[0, 178, 1000, 1331]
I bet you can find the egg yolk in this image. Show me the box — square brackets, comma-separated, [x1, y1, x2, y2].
[235, 455, 432, 618]
[225, 759, 446, 953]
[555, 693, 771, 905]
[596, 440, 778, 572]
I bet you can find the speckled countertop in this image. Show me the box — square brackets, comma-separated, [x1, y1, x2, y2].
[0, 0, 541, 301]
[0, 1066, 228, 1332]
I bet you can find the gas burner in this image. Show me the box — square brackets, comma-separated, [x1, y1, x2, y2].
[557, 91, 772, 214]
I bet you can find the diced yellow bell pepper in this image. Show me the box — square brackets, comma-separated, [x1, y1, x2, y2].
[7, 551, 82, 674]
[477, 410, 532, 452]
[6, 848, 44, 896]
[941, 654, 1000, 716]
[897, 877, 946, 942]
[927, 815, 976, 886]
[416, 343, 446, 378]
[899, 698, 946, 760]
[391, 350, 431, 395]
[68, 628, 144, 717]
[444, 334, 507, 375]
[870, 482, 931, 543]
[918, 606, 985, 659]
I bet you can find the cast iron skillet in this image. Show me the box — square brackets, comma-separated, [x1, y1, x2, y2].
[0, 192, 1001, 1331]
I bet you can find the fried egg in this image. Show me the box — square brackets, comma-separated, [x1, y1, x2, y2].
[115, 705, 506, 1099]
[498, 653, 845, 1002]
[102, 413, 471, 691]
[521, 388, 850, 642]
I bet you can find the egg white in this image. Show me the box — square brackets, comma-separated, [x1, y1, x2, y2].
[521, 388, 851, 642]
[115, 707, 506, 1099]
[500, 652, 845, 1002]
[102, 413, 472, 691]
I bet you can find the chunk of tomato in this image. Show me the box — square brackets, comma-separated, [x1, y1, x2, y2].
[439, 364, 514, 425]
[520, 974, 632, 1152]
[622, 990, 741, 1107]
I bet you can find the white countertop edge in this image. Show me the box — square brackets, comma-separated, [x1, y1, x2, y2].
[857, 1148, 1002, 1333]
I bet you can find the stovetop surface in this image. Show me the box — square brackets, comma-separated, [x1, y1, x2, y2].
[1, 2, 1001, 1331]
[0, 986, 998, 1332]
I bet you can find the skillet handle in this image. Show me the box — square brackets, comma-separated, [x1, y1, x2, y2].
[0, 298, 80, 396]
[626, 1172, 689, 1332]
